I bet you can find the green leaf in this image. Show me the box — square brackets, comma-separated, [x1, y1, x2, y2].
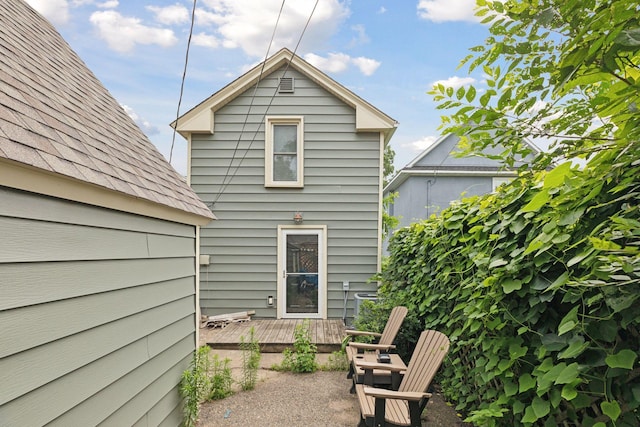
[504, 379, 518, 396]
[558, 336, 589, 359]
[521, 188, 550, 212]
[519, 373, 536, 392]
[554, 363, 580, 385]
[502, 279, 522, 294]
[466, 85, 477, 102]
[489, 258, 508, 268]
[521, 405, 538, 423]
[600, 400, 621, 421]
[547, 271, 569, 291]
[543, 162, 572, 189]
[532, 396, 550, 418]
[605, 349, 637, 369]
[615, 28, 640, 46]
[561, 384, 578, 400]
[558, 306, 579, 335]
[509, 343, 527, 359]
[524, 238, 545, 255]
[480, 92, 492, 107]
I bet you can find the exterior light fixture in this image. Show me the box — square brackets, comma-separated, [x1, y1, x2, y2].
[293, 211, 303, 224]
[267, 295, 274, 306]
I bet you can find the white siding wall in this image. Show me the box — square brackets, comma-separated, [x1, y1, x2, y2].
[192, 66, 381, 318]
[0, 187, 197, 426]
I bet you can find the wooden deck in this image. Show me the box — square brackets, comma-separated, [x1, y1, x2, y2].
[200, 319, 346, 353]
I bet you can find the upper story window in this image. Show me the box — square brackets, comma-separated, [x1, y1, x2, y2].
[265, 116, 304, 187]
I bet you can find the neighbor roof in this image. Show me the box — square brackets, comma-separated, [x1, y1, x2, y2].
[384, 133, 542, 193]
[172, 47, 397, 143]
[0, 0, 214, 224]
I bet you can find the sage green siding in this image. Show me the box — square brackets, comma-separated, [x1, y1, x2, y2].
[192, 66, 382, 318]
[0, 187, 196, 426]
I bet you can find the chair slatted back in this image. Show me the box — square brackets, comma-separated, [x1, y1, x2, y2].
[398, 330, 450, 393]
[378, 306, 408, 346]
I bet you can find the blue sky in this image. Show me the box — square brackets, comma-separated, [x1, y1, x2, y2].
[26, 0, 490, 176]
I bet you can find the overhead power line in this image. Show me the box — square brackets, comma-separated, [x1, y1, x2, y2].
[169, 0, 197, 165]
[211, 0, 320, 206]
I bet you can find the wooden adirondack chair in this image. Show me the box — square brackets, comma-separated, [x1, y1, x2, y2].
[345, 306, 408, 386]
[355, 330, 450, 427]
[345, 306, 408, 366]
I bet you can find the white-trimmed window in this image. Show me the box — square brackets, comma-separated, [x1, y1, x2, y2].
[265, 116, 304, 187]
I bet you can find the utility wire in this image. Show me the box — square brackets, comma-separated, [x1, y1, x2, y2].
[169, 0, 197, 165]
[213, 0, 286, 204]
[212, 0, 319, 205]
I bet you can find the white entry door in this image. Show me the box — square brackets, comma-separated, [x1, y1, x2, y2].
[277, 226, 326, 319]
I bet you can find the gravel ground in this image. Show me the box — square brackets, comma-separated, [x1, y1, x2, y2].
[196, 350, 470, 427]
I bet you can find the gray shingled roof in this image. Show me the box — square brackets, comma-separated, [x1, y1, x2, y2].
[0, 0, 213, 220]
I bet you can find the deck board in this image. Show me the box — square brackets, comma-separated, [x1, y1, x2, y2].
[200, 319, 346, 353]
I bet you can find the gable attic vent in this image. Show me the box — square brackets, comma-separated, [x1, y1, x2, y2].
[278, 77, 294, 93]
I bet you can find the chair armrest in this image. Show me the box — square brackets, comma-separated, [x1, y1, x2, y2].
[355, 361, 406, 373]
[363, 387, 431, 402]
[345, 330, 383, 338]
[348, 342, 396, 351]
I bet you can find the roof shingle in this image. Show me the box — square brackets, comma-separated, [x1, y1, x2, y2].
[0, 0, 214, 220]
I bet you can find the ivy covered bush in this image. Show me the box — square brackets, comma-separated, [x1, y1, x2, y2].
[380, 142, 639, 426]
[377, 1, 639, 425]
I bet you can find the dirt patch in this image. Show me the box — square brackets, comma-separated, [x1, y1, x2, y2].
[196, 350, 469, 426]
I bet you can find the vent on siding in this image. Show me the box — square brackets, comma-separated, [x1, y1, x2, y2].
[278, 77, 294, 93]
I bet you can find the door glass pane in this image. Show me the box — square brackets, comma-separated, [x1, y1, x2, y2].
[286, 234, 318, 314]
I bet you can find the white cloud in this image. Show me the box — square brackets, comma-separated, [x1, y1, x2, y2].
[349, 24, 369, 47]
[352, 56, 380, 76]
[192, 32, 221, 49]
[89, 10, 178, 53]
[122, 105, 159, 135]
[304, 52, 350, 73]
[96, 0, 118, 8]
[378, 7, 387, 14]
[432, 76, 476, 89]
[26, 0, 70, 25]
[197, 0, 349, 57]
[303, 52, 380, 76]
[403, 135, 439, 152]
[147, 3, 189, 25]
[417, 0, 479, 23]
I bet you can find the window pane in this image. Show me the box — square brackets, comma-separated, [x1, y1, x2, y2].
[273, 125, 297, 152]
[273, 154, 297, 181]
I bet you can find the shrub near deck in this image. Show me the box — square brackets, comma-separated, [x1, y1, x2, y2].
[380, 147, 640, 426]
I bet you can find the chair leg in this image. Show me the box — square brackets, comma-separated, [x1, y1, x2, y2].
[408, 401, 422, 427]
[373, 397, 387, 427]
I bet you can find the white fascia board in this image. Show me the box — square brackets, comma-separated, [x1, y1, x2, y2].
[384, 168, 518, 194]
[176, 108, 214, 138]
[173, 48, 398, 141]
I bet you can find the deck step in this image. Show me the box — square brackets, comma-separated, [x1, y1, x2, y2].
[200, 319, 346, 353]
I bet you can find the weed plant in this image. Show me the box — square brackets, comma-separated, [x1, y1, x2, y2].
[274, 319, 318, 373]
[319, 350, 349, 371]
[180, 346, 212, 427]
[239, 326, 261, 390]
[208, 354, 233, 400]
